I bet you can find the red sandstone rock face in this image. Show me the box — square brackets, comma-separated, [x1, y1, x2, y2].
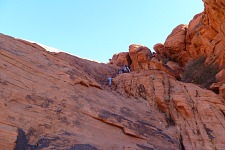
[164, 24, 189, 65]
[155, 0, 225, 68]
[201, 0, 225, 67]
[113, 71, 225, 150]
[0, 34, 180, 149]
[153, 43, 167, 61]
[109, 52, 131, 67]
[110, 44, 154, 71]
[128, 44, 152, 71]
[110, 44, 153, 71]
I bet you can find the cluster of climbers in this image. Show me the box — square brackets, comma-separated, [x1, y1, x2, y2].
[107, 65, 131, 86]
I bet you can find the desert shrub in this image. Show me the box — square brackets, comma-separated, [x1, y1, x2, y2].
[182, 56, 219, 88]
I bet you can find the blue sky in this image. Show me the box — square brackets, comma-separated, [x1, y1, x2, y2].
[0, 0, 204, 62]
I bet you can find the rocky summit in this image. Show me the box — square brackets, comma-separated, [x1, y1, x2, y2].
[1, 0, 225, 150]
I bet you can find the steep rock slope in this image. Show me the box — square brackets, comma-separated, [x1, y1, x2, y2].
[1, 32, 225, 150]
[0, 34, 180, 150]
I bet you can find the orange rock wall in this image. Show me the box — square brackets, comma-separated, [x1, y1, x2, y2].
[155, 0, 225, 68]
[113, 71, 225, 150]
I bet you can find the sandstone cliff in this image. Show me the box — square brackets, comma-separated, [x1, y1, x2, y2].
[154, 0, 225, 68]
[1, 31, 225, 150]
[152, 0, 225, 108]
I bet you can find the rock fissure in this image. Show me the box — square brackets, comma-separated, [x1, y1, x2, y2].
[179, 136, 185, 150]
[220, 109, 225, 118]
[3, 81, 28, 91]
[212, 106, 225, 129]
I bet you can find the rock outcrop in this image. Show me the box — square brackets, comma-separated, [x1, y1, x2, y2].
[128, 44, 152, 71]
[153, 43, 167, 61]
[110, 44, 181, 78]
[110, 44, 153, 71]
[154, 0, 225, 68]
[164, 24, 189, 65]
[109, 52, 131, 67]
[153, 0, 225, 102]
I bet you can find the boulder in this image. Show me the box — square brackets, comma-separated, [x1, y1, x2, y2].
[128, 44, 152, 71]
[153, 43, 167, 61]
[164, 24, 189, 66]
[109, 52, 131, 67]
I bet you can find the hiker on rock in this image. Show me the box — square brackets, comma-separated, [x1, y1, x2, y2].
[118, 65, 131, 74]
[107, 76, 113, 86]
[119, 68, 124, 74]
[124, 65, 130, 73]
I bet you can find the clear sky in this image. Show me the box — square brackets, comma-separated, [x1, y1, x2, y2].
[0, 0, 204, 62]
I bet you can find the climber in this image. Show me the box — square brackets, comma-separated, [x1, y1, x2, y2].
[118, 65, 131, 74]
[107, 77, 113, 86]
[125, 65, 130, 73]
[122, 65, 130, 73]
[118, 68, 124, 74]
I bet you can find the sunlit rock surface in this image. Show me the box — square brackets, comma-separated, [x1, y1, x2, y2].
[0, 34, 180, 149]
[154, 0, 225, 68]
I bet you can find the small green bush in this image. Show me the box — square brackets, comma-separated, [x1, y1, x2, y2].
[182, 56, 219, 88]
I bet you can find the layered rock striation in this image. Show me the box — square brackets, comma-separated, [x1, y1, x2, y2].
[113, 71, 225, 150]
[0, 34, 181, 149]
